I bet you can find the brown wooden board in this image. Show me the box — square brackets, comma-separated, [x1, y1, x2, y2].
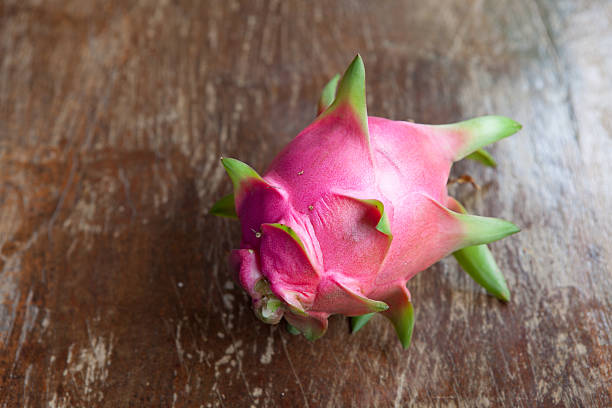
[0, 0, 610, 406]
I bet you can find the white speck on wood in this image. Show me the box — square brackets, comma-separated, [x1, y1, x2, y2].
[23, 364, 32, 408]
[222, 293, 235, 310]
[12, 289, 38, 372]
[393, 371, 406, 408]
[225, 340, 241, 355]
[175, 321, 184, 366]
[60, 328, 114, 404]
[259, 332, 274, 364]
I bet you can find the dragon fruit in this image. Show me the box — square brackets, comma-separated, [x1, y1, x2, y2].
[211, 55, 521, 348]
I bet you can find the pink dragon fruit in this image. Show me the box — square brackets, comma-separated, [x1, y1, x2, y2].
[211, 55, 521, 348]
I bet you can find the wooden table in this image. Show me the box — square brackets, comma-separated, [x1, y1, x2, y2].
[1, 1, 610, 406]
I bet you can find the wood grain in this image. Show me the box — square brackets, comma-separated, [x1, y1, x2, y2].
[1, 0, 610, 406]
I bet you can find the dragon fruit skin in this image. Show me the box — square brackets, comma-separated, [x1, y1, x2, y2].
[212, 55, 521, 347]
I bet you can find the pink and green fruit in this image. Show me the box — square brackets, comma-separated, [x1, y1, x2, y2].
[211, 55, 521, 348]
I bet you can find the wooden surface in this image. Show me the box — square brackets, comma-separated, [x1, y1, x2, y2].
[1, 0, 611, 406]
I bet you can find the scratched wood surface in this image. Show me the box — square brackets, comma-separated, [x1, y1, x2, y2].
[1, 0, 611, 407]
